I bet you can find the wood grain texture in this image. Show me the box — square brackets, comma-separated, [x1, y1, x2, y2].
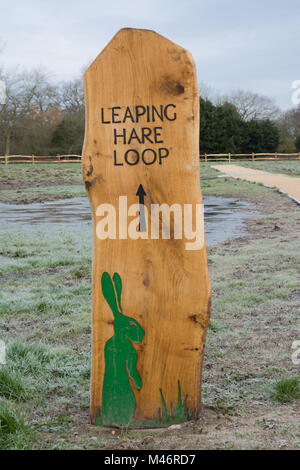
[82, 28, 211, 426]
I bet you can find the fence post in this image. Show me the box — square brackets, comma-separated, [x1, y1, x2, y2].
[298, 153, 300, 162]
[32, 154, 35, 164]
[252, 152, 255, 162]
[5, 155, 8, 165]
[228, 152, 231, 163]
[204, 153, 207, 162]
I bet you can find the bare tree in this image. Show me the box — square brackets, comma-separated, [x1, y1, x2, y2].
[219, 89, 280, 121]
[0, 68, 59, 155]
[0, 40, 5, 104]
[59, 77, 84, 113]
[49, 76, 85, 155]
[277, 105, 300, 152]
[198, 81, 216, 101]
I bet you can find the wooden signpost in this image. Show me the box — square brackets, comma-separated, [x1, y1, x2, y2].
[82, 28, 211, 427]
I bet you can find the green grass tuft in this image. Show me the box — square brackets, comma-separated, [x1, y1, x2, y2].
[272, 377, 300, 403]
[0, 400, 34, 449]
[208, 320, 219, 332]
[0, 367, 30, 401]
[7, 340, 62, 375]
[0, 400, 25, 434]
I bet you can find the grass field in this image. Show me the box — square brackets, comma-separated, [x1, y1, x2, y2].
[0, 162, 299, 449]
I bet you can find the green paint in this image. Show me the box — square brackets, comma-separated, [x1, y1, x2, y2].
[97, 272, 189, 428]
[158, 381, 189, 424]
[159, 389, 168, 422]
[128, 381, 190, 428]
[100, 272, 145, 426]
[95, 408, 102, 426]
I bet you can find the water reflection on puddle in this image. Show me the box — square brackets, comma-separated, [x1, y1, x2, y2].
[204, 196, 255, 245]
[0, 196, 256, 246]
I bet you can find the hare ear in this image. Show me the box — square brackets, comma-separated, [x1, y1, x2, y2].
[101, 272, 119, 315]
[113, 273, 122, 312]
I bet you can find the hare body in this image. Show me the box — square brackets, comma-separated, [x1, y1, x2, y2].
[101, 272, 145, 426]
[102, 335, 141, 425]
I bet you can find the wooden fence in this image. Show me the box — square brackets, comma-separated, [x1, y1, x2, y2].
[0, 154, 82, 164]
[0, 153, 300, 164]
[200, 152, 300, 162]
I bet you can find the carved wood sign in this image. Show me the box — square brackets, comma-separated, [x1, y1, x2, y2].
[82, 28, 211, 427]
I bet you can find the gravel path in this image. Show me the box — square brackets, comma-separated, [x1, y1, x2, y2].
[211, 164, 300, 204]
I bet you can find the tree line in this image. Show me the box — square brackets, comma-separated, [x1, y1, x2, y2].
[0, 68, 299, 156]
[0, 69, 84, 156]
[200, 97, 280, 153]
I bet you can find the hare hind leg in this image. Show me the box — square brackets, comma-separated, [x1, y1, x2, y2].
[102, 341, 137, 426]
[102, 382, 136, 426]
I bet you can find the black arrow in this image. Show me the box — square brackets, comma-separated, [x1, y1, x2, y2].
[136, 184, 146, 232]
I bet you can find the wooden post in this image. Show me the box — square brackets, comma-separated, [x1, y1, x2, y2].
[83, 28, 211, 427]
[5, 155, 8, 165]
[204, 153, 207, 162]
[228, 152, 231, 163]
[32, 154, 35, 164]
[252, 152, 255, 162]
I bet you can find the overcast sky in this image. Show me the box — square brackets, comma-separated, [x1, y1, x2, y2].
[1, 0, 299, 110]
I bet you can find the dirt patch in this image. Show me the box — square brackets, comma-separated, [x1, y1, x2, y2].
[0, 164, 85, 204]
[0, 179, 81, 191]
[37, 402, 299, 450]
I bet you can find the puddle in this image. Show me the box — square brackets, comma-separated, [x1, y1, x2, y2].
[0, 196, 256, 246]
[203, 196, 255, 245]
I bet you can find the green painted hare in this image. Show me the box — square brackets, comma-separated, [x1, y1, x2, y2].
[101, 272, 145, 426]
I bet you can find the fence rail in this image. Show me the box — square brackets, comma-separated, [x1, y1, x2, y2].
[0, 153, 300, 164]
[200, 152, 300, 162]
[0, 154, 82, 164]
